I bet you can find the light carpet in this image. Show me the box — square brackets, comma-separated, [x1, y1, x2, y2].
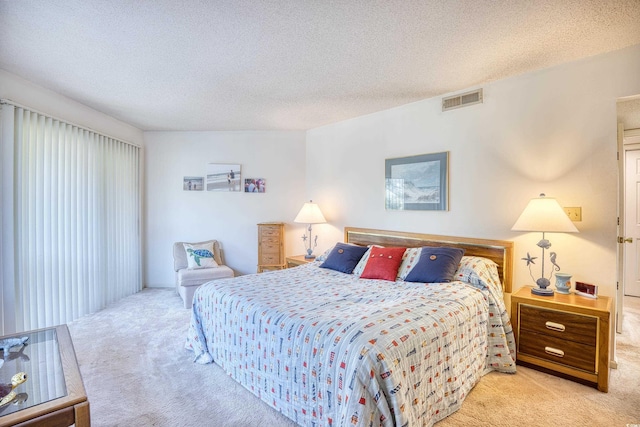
[67, 289, 640, 426]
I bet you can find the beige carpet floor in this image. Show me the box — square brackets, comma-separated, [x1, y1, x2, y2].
[67, 289, 640, 426]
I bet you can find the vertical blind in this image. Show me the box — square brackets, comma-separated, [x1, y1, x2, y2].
[3, 103, 141, 333]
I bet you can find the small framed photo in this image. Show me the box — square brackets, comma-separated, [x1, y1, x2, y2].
[206, 163, 241, 192]
[183, 176, 204, 191]
[575, 281, 598, 298]
[244, 178, 266, 193]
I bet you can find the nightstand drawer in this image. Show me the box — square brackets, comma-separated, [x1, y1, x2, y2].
[519, 330, 596, 372]
[286, 255, 313, 268]
[520, 304, 597, 346]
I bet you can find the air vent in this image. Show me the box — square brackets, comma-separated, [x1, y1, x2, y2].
[442, 89, 483, 112]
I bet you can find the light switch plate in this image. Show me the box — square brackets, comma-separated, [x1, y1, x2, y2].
[564, 207, 582, 222]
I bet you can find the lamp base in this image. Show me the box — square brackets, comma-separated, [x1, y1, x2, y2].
[531, 287, 554, 296]
[304, 254, 316, 260]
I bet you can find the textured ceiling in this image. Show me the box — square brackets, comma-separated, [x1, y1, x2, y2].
[1, 0, 639, 131]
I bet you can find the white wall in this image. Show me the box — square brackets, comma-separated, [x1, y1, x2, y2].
[144, 131, 307, 286]
[0, 69, 144, 145]
[306, 44, 640, 299]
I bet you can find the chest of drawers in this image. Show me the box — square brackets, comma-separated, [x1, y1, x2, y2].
[257, 222, 285, 272]
[511, 286, 611, 392]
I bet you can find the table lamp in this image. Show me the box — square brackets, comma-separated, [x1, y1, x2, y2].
[294, 200, 326, 259]
[511, 193, 578, 295]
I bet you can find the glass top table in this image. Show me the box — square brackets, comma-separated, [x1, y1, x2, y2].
[0, 325, 89, 426]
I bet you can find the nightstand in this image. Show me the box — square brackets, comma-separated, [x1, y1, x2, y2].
[285, 255, 314, 268]
[511, 286, 611, 392]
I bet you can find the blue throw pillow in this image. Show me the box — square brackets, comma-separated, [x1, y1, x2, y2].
[319, 243, 369, 274]
[404, 247, 465, 283]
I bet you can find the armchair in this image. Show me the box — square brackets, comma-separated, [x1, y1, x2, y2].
[173, 240, 234, 309]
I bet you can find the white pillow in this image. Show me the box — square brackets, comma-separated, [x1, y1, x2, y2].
[397, 247, 422, 280]
[184, 242, 219, 269]
[352, 246, 374, 276]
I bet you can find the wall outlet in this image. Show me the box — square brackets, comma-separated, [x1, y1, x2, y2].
[564, 207, 582, 222]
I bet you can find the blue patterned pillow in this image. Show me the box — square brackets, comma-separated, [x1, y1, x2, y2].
[404, 247, 465, 283]
[319, 243, 369, 274]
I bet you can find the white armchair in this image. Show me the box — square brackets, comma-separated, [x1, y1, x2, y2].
[173, 240, 234, 309]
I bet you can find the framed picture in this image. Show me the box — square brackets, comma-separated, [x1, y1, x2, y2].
[244, 178, 266, 193]
[183, 176, 204, 191]
[385, 152, 449, 211]
[206, 163, 241, 192]
[575, 281, 598, 299]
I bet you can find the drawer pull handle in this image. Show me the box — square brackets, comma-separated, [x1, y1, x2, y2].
[545, 321, 565, 332]
[544, 346, 565, 358]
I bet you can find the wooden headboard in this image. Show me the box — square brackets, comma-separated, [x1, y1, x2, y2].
[344, 227, 514, 293]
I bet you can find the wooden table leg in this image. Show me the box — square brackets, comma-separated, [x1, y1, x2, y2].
[74, 401, 91, 427]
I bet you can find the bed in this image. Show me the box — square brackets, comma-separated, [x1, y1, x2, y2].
[186, 227, 516, 426]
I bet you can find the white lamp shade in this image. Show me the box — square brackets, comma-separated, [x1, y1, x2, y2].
[294, 201, 326, 224]
[511, 194, 578, 233]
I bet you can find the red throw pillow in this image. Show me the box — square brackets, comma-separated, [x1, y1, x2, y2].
[360, 246, 407, 281]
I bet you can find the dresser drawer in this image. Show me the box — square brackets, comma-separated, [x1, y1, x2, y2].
[260, 238, 281, 253]
[260, 226, 281, 238]
[260, 253, 282, 265]
[519, 304, 597, 346]
[518, 330, 596, 372]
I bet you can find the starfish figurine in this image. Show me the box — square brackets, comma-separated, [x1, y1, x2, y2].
[522, 252, 537, 266]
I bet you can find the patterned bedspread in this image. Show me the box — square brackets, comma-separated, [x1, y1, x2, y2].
[186, 261, 516, 427]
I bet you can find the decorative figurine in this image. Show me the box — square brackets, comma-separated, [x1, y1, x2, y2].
[0, 337, 29, 357]
[0, 372, 27, 407]
[521, 249, 562, 295]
